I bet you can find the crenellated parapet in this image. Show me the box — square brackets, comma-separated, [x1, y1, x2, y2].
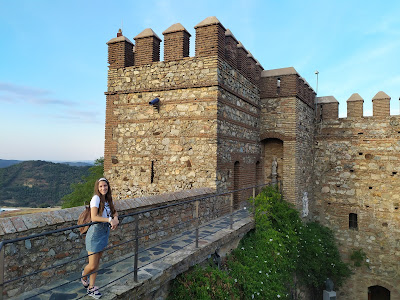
[194, 16, 226, 58]
[259, 67, 316, 108]
[316, 96, 339, 121]
[163, 23, 191, 62]
[347, 93, 364, 118]
[134, 28, 162, 66]
[106, 16, 263, 85]
[372, 91, 391, 117]
[317, 91, 393, 121]
[106, 29, 135, 69]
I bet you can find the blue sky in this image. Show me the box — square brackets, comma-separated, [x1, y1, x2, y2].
[1, 0, 399, 162]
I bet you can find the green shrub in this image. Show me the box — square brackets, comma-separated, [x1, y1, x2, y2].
[168, 264, 241, 300]
[168, 185, 351, 299]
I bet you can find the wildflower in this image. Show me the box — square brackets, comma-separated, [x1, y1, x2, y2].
[241, 247, 245, 250]
[259, 270, 262, 273]
[366, 259, 370, 263]
[234, 279, 237, 283]
[277, 295, 281, 298]
[261, 281, 263, 284]
[269, 239, 273, 242]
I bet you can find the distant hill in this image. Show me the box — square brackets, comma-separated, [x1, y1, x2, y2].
[0, 160, 91, 208]
[0, 159, 94, 168]
[0, 159, 22, 168]
[59, 161, 94, 167]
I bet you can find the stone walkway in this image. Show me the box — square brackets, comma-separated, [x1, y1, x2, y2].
[14, 209, 251, 300]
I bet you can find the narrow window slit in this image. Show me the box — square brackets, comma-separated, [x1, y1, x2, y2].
[151, 161, 155, 183]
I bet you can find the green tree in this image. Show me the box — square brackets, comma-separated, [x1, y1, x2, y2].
[61, 158, 104, 208]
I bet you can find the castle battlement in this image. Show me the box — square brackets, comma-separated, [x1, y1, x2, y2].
[317, 91, 394, 121]
[260, 67, 316, 108]
[106, 16, 263, 86]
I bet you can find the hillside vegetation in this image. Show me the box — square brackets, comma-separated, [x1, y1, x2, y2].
[0, 160, 90, 208]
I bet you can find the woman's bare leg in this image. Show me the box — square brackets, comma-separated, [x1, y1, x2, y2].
[83, 251, 103, 287]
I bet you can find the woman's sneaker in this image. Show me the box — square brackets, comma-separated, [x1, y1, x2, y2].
[81, 270, 89, 288]
[87, 286, 102, 299]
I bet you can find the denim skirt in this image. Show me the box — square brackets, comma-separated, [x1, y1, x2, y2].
[85, 223, 110, 253]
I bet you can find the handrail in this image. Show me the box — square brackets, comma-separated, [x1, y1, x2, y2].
[0, 182, 274, 299]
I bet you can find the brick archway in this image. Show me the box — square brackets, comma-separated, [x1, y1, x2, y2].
[261, 138, 283, 185]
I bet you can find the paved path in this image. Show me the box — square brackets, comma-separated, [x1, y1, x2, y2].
[14, 209, 250, 300]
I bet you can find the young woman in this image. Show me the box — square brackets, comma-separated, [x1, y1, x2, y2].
[81, 178, 119, 299]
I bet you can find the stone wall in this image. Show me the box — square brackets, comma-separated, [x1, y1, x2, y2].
[0, 188, 219, 298]
[216, 59, 261, 204]
[105, 57, 219, 199]
[295, 98, 314, 215]
[313, 116, 400, 299]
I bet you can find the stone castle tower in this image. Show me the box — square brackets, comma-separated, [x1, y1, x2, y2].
[105, 16, 399, 299]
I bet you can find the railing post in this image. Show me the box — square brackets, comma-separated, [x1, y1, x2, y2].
[134, 216, 139, 283]
[0, 242, 5, 300]
[195, 200, 199, 248]
[230, 193, 233, 230]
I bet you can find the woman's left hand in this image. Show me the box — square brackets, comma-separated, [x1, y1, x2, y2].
[110, 217, 119, 230]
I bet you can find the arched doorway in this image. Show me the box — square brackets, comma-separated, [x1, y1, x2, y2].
[369, 285, 390, 300]
[262, 138, 283, 185]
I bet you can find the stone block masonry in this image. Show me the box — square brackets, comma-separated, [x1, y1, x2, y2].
[313, 115, 400, 299]
[105, 56, 220, 199]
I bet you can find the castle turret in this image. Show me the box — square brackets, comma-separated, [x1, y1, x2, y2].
[134, 28, 161, 66]
[346, 93, 364, 118]
[194, 16, 226, 58]
[372, 91, 390, 117]
[106, 29, 134, 69]
[162, 23, 191, 62]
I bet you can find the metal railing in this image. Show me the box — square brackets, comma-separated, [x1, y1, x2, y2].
[0, 183, 272, 299]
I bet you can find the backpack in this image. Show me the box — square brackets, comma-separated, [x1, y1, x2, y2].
[77, 204, 91, 235]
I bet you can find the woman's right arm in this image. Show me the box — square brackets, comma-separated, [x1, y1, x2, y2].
[90, 206, 111, 223]
[89, 195, 112, 224]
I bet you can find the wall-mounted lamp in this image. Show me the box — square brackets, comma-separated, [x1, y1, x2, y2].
[277, 78, 281, 88]
[149, 97, 160, 112]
